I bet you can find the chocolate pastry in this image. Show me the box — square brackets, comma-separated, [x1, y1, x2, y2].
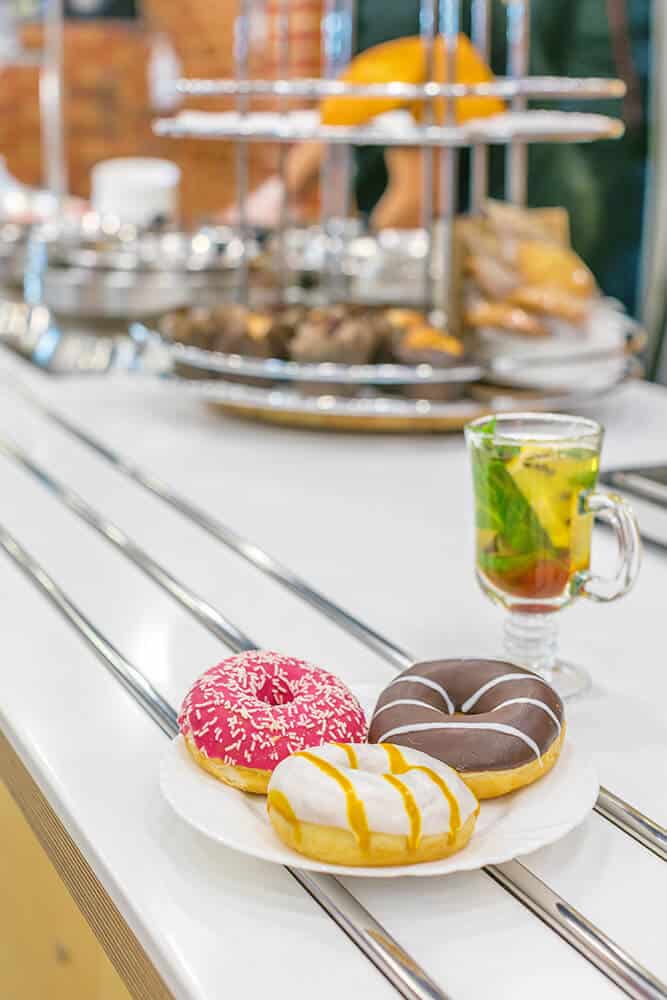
[393, 324, 467, 401]
[289, 314, 381, 365]
[219, 310, 288, 359]
[368, 658, 564, 784]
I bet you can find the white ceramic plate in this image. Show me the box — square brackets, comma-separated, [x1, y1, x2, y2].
[159, 684, 598, 878]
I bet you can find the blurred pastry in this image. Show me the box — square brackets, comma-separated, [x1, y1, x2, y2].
[465, 301, 549, 338]
[515, 240, 596, 298]
[289, 313, 381, 365]
[219, 310, 289, 359]
[507, 285, 590, 324]
[466, 255, 519, 301]
[394, 324, 467, 401]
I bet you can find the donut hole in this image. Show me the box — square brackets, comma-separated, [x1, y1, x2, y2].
[255, 675, 296, 707]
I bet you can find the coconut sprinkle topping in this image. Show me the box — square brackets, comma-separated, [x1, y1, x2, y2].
[178, 650, 367, 772]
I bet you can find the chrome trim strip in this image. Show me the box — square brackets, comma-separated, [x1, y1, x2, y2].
[594, 788, 667, 863]
[0, 436, 255, 656]
[177, 74, 627, 102]
[15, 390, 414, 670]
[17, 387, 665, 862]
[488, 861, 667, 1000]
[0, 524, 451, 1000]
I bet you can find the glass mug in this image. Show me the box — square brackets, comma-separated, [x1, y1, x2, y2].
[465, 413, 641, 699]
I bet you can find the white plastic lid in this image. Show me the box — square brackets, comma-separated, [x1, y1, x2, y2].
[91, 157, 181, 226]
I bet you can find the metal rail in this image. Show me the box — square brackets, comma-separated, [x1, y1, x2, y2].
[176, 75, 626, 101]
[153, 112, 625, 148]
[11, 385, 666, 864]
[1, 435, 666, 1000]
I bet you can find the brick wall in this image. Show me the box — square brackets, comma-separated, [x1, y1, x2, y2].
[0, 13, 275, 222]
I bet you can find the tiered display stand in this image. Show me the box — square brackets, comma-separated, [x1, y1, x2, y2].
[146, 0, 641, 431]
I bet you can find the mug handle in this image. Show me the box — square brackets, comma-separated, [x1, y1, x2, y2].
[572, 491, 642, 602]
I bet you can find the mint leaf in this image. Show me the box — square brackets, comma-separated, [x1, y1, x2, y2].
[472, 448, 553, 555]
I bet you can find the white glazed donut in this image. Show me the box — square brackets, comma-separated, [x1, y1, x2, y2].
[267, 742, 479, 867]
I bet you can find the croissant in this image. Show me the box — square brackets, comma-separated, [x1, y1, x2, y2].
[507, 284, 591, 323]
[465, 301, 550, 337]
[515, 240, 597, 298]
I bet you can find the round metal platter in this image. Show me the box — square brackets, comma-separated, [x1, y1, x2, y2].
[169, 357, 642, 433]
[148, 299, 645, 392]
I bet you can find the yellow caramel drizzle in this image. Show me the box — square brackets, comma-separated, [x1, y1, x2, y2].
[383, 773, 422, 850]
[267, 790, 301, 844]
[412, 766, 461, 843]
[382, 743, 410, 774]
[335, 743, 358, 769]
[297, 752, 371, 852]
[381, 743, 460, 843]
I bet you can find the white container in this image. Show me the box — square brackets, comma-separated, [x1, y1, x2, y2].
[90, 157, 181, 227]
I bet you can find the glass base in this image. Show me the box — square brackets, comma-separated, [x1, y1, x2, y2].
[503, 611, 591, 701]
[531, 660, 592, 702]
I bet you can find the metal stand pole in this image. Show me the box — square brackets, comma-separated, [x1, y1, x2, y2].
[439, 0, 460, 327]
[40, 0, 67, 201]
[276, 0, 290, 295]
[234, 1, 251, 305]
[505, 0, 529, 204]
[320, 0, 354, 301]
[420, 0, 437, 313]
[470, 0, 490, 212]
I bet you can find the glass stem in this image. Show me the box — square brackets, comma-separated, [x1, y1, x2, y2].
[504, 611, 559, 681]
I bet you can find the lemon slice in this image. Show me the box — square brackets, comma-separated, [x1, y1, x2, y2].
[505, 445, 594, 550]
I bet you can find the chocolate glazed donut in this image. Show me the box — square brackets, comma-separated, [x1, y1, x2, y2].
[368, 659, 565, 799]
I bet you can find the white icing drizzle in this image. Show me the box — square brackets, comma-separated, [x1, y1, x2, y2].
[492, 697, 562, 736]
[371, 699, 443, 722]
[387, 676, 454, 715]
[461, 673, 537, 713]
[376, 721, 543, 762]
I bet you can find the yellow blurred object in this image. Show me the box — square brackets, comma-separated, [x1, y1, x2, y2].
[403, 325, 465, 355]
[465, 301, 550, 337]
[515, 240, 597, 298]
[507, 284, 590, 322]
[320, 35, 504, 127]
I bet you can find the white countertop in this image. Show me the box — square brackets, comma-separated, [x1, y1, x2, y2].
[0, 352, 665, 1000]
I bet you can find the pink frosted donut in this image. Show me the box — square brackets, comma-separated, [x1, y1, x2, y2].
[179, 650, 367, 794]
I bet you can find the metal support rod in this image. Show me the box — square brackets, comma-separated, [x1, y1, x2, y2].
[505, 0, 530, 204]
[439, 0, 460, 326]
[470, 0, 491, 211]
[234, 1, 251, 304]
[419, 0, 437, 313]
[276, 0, 291, 292]
[320, 0, 355, 301]
[40, 0, 67, 200]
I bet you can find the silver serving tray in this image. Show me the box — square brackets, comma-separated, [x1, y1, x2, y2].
[154, 109, 625, 148]
[138, 299, 644, 390]
[0, 297, 642, 433]
[46, 220, 262, 274]
[163, 358, 641, 432]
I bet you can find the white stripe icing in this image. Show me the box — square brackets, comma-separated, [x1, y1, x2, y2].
[387, 676, 454, 715]
[376, 721, 543, 762]
[372, 699, 443, 722]
[461, 673, 537, 713]
[492, 697, 562, 736]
